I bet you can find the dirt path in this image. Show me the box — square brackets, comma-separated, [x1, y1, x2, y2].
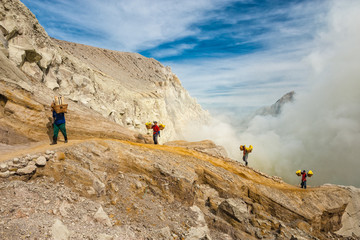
[0, 140, 84, 162]
[0, 138, 167, 162]
[0, 138, 201, 162]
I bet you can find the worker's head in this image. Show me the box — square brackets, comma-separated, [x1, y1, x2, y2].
[153, 121, 158, 125]
[302, 170, 306, 173]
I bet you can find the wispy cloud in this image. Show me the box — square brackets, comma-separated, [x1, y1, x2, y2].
[21, 0, 236, 51]
[151, 43, 197, 58]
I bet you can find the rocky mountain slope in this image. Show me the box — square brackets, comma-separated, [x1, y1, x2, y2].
[1, 0, 360, 239]
[0, 0, 209, 144]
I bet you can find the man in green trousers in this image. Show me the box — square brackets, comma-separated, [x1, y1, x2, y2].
[51, 103, 68, 145]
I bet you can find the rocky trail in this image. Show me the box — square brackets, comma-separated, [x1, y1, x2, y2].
[0, 139, 108, 163]
[1, 138, 300, 190]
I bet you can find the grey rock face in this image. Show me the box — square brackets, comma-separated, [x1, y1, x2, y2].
[218, 198, 249, 222]
[336, 186, 360, 237]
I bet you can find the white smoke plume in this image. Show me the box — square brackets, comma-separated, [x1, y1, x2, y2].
[186, 0, 360, 187]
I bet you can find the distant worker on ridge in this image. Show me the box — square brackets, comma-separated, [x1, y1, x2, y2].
[296, 170, 313, 189]
[240, 145, 253, 166]
[152, 121, 160, 145]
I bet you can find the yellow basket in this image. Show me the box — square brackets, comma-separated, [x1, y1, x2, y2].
[308, 170, 313, 177]
[296, 170, 301, 176]
[246, 145, 253, 152]
[145, 122, 153, 129]
[159, 124, 165, 130]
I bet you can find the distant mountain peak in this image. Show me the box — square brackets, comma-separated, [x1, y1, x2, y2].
[256, 91, 295, 117]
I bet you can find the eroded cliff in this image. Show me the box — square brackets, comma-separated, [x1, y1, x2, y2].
[0, 0, 209, 144]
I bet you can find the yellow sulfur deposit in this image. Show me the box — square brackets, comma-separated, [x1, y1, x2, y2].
[240, 145, 253, 152]
[145, 122, 153, 129]
[245, 146, 253, 152]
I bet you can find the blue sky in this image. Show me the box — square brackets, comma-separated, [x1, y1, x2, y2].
[21, 0, 331, 118]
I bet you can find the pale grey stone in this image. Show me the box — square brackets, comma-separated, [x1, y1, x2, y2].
[0, 162, 8, 172]
[17, 165, 37, 175]
[0, 171, 10, 178]
[186, 206, 212, 240]
[219, 198, 249, 222]
[135, 181, 142, 189]
[35, 156, 46, 167]
[87, 187, 96, 195]
[28, 161, 36, 166]
[93, 179, 105, 197]
[94, 206, 112, 227]
[19, 158, 28, 164]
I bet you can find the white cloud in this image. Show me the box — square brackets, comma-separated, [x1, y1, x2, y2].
[25, 0, 236, 51]
[151, 43, 197, 58]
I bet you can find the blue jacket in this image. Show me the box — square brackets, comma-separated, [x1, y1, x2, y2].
[53, 110, 65, 125]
